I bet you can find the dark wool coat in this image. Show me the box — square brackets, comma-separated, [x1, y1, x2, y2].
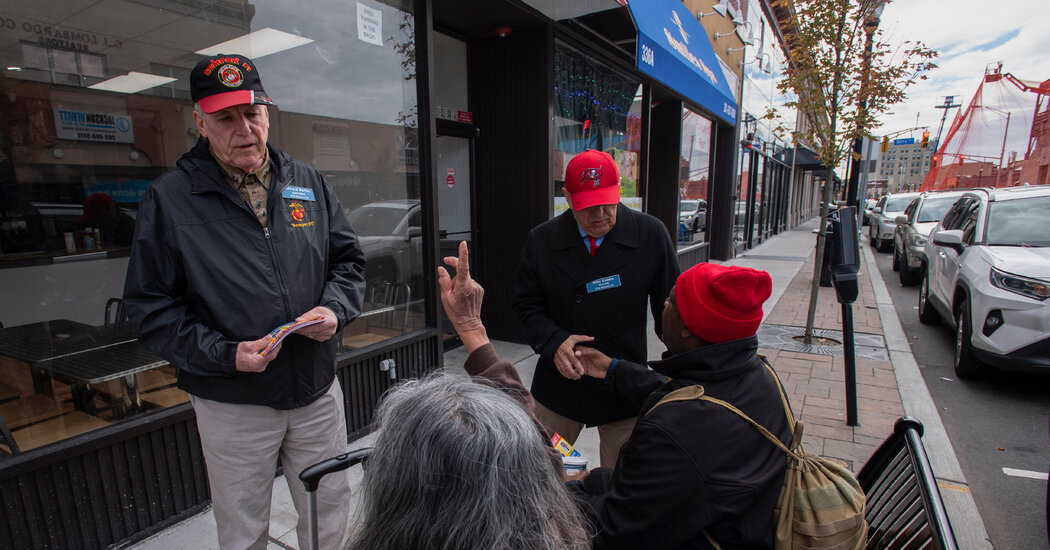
[513, 204, 679, 426]
[569, 336, 794, 549]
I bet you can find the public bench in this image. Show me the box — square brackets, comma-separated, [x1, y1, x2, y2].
[858, 416, 959, 550]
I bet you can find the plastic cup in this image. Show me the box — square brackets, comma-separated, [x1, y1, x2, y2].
[562, 455, 588, 476]
[64, 232, 76, 253]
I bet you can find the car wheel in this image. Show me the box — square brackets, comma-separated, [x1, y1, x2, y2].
[877, 230, 892, 253]
[869, 225, 879, 248]
[954, 297, 982, 378]
[364, 258, 397, 295]
[918, 269, 940, 324]
[899, 262, 919, 286]
[891, 244, 901, 271]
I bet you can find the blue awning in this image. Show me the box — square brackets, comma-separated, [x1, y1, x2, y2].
[626, 0, 738, 125]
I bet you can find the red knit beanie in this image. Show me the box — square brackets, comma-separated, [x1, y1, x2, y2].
[675, 263, 772, 343]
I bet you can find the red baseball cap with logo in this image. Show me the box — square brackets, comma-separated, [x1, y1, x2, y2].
[564, 149, 621, 211]
[190, 53, 276, 114]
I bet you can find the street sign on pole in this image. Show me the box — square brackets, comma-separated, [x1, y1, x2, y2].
[893, 137, 915, 146]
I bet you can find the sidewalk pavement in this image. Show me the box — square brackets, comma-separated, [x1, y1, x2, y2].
[128, 218, 992, 550]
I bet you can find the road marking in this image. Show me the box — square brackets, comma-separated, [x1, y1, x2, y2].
[937, 480, 970, 492]
[1002, 467, 1049, 481]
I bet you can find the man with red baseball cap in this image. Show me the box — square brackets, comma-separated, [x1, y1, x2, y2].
[569, 262, 795, 548]
[513, 149, 679, 468]
[124, 53, 365, 549]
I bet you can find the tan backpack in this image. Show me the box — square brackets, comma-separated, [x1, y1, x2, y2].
[648, 360, 867, 550]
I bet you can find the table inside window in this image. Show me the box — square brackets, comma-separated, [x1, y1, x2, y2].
[35, 342, 168, 416]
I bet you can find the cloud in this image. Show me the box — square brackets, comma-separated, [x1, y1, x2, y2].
[873, 0, 1049, 134]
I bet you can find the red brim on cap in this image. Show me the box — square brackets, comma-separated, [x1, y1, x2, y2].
[199, 90, 275, 114]
[568, 184, 621, 210]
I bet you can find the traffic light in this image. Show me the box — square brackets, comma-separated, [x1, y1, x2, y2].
[921, 131, 930, 148]
[881, 136, 888, 152]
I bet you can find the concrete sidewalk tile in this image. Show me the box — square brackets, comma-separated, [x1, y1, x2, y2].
[799, 403, 850, 420]
[855, 383, 904, 403]
[795, 382, 832, 399]
[801, 419, 855, 441]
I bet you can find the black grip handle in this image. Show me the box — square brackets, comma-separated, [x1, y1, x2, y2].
[299, 447, 371, 492]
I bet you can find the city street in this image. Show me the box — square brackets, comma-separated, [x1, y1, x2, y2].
[865, 234, 1050, 550]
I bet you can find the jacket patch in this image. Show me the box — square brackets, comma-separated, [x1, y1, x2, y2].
[288, 201, 314, 228]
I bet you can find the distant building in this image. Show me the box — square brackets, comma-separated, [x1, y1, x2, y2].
[877, 138, 937, 193]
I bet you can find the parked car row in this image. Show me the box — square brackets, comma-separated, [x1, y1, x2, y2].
[868, 187, 1050, 379]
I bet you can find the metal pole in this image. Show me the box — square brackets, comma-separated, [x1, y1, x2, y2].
[842, 302, 858, 426]
[306, 491, 318, 550]
[845, 25, 876, 211]
[999, 112, 1011, 172]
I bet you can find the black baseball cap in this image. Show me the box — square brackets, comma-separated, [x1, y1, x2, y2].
[190, 54, 276, 114]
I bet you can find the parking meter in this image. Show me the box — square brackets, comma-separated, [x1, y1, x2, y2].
[827, 206, 859, 304]
[828, 206, 861, 426]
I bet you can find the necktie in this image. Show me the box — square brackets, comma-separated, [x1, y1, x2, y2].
[588, 235, 598, 256]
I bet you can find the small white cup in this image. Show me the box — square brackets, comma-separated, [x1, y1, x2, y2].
[63, 232, 76, 253]
[562, 455, 588, 476]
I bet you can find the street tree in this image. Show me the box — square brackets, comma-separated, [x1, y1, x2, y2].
[772, 0, 936, 343]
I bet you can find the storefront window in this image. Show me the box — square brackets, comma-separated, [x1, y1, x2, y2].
[553, 41, 642, 215]
[677, 108, 712, 246]
[0, 0, 419, 456]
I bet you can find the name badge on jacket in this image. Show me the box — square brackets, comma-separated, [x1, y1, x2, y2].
[282, 186, 316, 201]
[586, 274, 622, 293]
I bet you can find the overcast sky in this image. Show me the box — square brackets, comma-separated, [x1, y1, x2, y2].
[874, 0, 1050, 140]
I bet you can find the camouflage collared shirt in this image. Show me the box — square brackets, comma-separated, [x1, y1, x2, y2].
[215, 152, 273, 227]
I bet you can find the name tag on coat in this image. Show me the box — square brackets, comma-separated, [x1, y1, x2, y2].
[586, 275, 622, 293]
[282, 186, 316, 201]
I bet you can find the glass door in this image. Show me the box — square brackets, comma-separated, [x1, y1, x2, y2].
[434, 134, 473, 343]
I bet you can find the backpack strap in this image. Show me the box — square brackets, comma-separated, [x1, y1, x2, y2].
[760, 356, 796, 434]
[646, 359, 801, 459]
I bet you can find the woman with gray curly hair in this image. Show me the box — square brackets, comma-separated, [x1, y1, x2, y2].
[346, 242, 588, 550]
[348, 374, 588, 549]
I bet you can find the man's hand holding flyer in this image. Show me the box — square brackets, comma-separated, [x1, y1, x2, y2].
[258, 318, 325, 356]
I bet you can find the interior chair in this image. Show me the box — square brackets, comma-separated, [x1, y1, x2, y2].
[103, 297, 129, 332]
[0, 412, 17, 454]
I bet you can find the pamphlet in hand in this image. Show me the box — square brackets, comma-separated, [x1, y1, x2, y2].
[258, 318, 324, 356]
[550, 432, 582, 457]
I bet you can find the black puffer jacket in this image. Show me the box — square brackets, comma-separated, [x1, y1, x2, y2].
[569, 336, 793, 549]
[123, 138, 366, 409]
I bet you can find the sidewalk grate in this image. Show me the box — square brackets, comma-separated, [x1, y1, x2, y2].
[757, 324, 888, 361]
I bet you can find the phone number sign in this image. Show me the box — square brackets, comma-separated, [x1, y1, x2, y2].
[54, 109, 134, 143]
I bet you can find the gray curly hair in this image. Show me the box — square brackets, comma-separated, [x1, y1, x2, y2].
[347, 373, 589, 550]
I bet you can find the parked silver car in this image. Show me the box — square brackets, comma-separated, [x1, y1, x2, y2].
[861, 198, 876, 226]
[346, 199, 424, 289]
[892, 190, 966, 286]
[679, 199, 707, 234]
[868, 192, 919, 252]
[919, 185, 1050, 378]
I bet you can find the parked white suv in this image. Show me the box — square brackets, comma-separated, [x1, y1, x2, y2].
[918, 185, 1050, 378]
[892, 190, 966, 286]
[869, 192, 919, 252]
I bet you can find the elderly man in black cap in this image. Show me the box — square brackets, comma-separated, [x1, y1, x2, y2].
[123, 54, 366, 549]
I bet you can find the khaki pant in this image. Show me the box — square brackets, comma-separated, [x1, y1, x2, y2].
[534, 401, 635, 468]
[191, 381, 350, 550]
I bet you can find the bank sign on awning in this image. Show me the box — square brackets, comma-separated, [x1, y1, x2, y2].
[627, 0, 738, 125]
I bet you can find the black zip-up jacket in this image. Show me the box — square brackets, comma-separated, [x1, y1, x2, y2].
[569, 336, 793, 549]
[123, 138, 366, 409]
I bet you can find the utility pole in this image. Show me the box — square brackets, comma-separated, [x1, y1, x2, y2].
[934, 96, 962, 145]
